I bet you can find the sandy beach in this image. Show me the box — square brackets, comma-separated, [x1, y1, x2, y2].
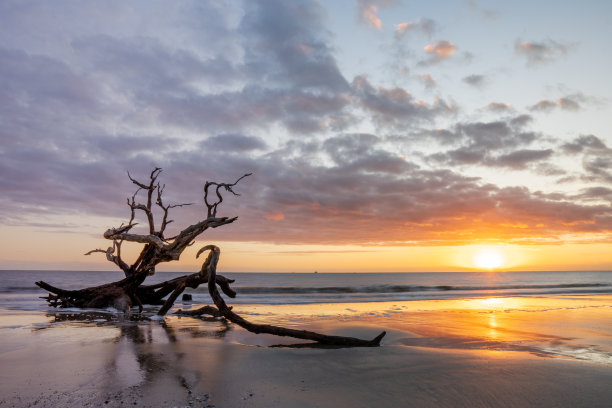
[1, 295, 611, 407]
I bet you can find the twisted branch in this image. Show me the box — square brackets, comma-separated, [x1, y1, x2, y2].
[84, 240, 129, 273]
[204, 173, 251, 218]
[199, 245, 386, 347]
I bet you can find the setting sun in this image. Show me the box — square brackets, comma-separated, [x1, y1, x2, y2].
[473, 247, 506, 270]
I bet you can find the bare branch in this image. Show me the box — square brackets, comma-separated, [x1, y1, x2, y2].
[127, 171, 149, 189]
[84, 248, 111, 256]
[103, 231, 166, 249]
[127, 168, 162, 234]
[85, 241, 130, 274]
[156, 181, 193, 237]
[204, 173, 252, 218]
[113, 240, 130, 275]
[102, 224, 135, 240]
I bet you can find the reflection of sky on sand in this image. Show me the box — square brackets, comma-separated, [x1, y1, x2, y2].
[0, 309, 233, 405]
[227, 295, 612, 364]
[386, 296, 611, 364]
[1, 302, 610, 408]
[1, 293, 610, 392]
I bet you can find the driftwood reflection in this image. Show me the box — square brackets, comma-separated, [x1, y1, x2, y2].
[32, 307, 231, 402]
[37, 308, 232, 341]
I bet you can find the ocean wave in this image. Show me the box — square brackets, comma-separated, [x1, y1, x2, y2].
[232, 282, 611, 296]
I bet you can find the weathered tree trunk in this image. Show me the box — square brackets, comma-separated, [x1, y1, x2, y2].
[36, 168, 386, 347]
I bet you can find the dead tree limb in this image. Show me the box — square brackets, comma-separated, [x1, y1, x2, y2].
[174, 306, 223, 318]
[199, 245, 386, 347]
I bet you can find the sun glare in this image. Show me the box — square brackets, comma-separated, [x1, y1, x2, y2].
[473, 247, 505, 270]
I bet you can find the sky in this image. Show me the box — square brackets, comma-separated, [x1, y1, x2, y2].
[1, 0, 611, 272]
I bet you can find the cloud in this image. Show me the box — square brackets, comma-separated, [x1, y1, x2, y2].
[534, 163, 567, 177]
[426, 116, 550, 169]
[558, 135, 612, 184]
[433, 147, 554, 170]
[202, 134, 268, 152]
[514, 39, 570, 66]
[241, 0, 350, 92]
[1, 0, 611, 250]
[69, 1, 354, 136]
[576, 187, 612, 203]
[359, 3, 381, 29]
[424, 40, 456, 59]
[419, 74, 436, 89]
[529, 94, 584, 113]
[418, 40, 459, 67]
[582, 149, 612, 184]
[351, 76, 455, 129]
[455, 120, 535, 150]
[562, 134, 608, 154]
[462, 74, 486, 87]
[557, 97, 581, 111]
[489, 149, 554, 169]
[204, 136, 612, 245]
[2, 117, 611, 247]
[394, 18, 437, 39]
[464, 0, 499, 20]
[509, 114, 533, 128]
[529, 99, 558, 112]
[486, 102, 512, 113]
[357, 0, 395, 29]
[72, 35, 240, 92]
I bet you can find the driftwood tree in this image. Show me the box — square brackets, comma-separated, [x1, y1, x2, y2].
[37, 169, 385, 347]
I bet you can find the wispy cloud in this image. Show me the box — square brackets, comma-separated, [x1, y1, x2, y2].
[464, 0, 499, 20]
[351, 76, 455, 129]
[529, 94, 586, 112]
[419, 74, 436, 89]
[394, 18, 437, 39]
[486, 102, 513, 113]
[515, 39, 570, 66]
[462, 74, 486, 88]
[357, 0, 395, 29]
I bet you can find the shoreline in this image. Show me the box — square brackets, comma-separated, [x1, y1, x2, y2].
[1, 294, 611, 407]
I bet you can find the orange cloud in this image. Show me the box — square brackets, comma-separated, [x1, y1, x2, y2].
[360, 4, 382, 29]
[265, 212, 285, 221]
[395, 21, 412, 36]
[424, 40, 456, 58]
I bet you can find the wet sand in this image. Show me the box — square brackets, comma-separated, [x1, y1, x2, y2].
[1, 295, 611, 407]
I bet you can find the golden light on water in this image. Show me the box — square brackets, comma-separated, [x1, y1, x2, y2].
[473, 247, 506, 270]
[481, 297, 504, 306]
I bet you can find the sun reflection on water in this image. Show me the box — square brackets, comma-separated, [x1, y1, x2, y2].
[481, 297, 504, 306]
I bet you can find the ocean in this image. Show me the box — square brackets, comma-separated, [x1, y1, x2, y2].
[1, 269, 611, 311]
